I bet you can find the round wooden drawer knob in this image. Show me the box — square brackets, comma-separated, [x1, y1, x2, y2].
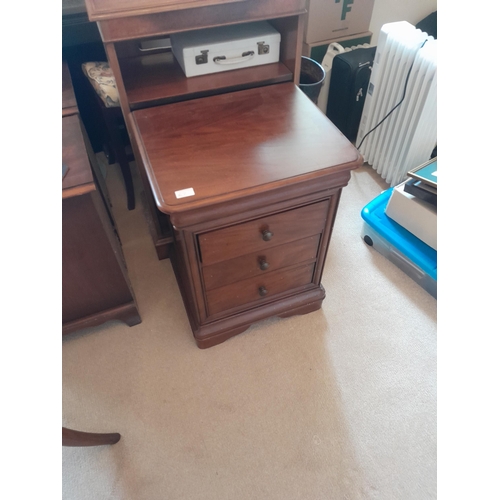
[262, 229, 273, 241]
[258, 286, 268, 297]
[259, 259, 269, 271]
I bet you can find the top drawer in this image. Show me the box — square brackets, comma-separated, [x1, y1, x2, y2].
[198, 200, 329, 266]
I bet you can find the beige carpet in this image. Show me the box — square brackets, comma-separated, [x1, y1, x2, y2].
[62, 157, 437, 500]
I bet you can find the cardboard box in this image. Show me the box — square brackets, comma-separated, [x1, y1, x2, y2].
[304, 0, 375, 44]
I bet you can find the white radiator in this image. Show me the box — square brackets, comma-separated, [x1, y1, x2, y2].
[356, 21, 437, 186]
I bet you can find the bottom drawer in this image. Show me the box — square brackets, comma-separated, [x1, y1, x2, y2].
[206, 262, 315, 316]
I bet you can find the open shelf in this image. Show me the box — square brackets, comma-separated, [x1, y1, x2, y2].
[120, 51, 293, 109]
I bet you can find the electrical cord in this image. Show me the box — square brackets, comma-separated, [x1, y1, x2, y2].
[356, 39, 428, 151]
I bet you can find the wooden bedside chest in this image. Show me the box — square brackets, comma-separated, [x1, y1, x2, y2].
[132, 83, 361, 347]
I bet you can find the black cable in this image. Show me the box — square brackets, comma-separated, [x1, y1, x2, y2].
[356, 38, 428, 151]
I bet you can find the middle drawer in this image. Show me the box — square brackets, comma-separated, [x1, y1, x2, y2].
[202, 234, 321, 291]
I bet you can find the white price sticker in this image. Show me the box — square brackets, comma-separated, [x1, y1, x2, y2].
[175, 187, 195, 199]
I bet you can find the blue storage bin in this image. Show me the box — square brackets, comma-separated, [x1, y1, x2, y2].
[361, 188, 437, 298]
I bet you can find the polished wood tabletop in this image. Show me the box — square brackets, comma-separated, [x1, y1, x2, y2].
[133, 82, 361, 213]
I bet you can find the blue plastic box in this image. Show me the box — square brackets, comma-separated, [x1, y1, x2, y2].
[361, 188, 437, 298]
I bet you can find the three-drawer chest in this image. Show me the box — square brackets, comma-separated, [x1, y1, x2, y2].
[132, 83, 361, 347]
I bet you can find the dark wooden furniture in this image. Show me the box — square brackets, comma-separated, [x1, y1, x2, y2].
[62, 61, 141, 335]
[84, 0, 362, 347]
[84, 0, 310, 260]
[63, 427, 121, 447]
[133, 83, 360, 347]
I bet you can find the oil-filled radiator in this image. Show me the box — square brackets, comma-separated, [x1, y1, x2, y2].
[356, 21, 437, 186]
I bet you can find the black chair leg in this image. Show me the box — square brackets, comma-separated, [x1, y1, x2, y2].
[104, 109, 135, 211]
[118, 158, 135, 211]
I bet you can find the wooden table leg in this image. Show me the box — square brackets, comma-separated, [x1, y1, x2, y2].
[62, 427, 121, 447]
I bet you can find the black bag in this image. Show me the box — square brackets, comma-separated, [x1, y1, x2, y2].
[416, 11, 437, 39]
[326, 46, 376, 142]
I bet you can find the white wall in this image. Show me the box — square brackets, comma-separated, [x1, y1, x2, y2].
[369, 0, 437, 44]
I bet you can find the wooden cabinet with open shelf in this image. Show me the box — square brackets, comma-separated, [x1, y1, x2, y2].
[85, 0, 307, 259]
[110, 12, 304, 111]
[84, 0, 363, 347]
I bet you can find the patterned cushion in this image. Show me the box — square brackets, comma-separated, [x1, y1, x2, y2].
[82, 62, 120, 108]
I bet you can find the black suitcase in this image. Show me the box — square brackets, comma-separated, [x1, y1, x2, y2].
[326, 46, 376, 142]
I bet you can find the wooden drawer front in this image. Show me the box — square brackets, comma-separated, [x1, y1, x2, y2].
[203, 234, 321, 291]
[206, 262, 315, 316]
[198, 200, 329, 266]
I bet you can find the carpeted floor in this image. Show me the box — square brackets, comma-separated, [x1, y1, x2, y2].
[62, 156, 437, 500]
